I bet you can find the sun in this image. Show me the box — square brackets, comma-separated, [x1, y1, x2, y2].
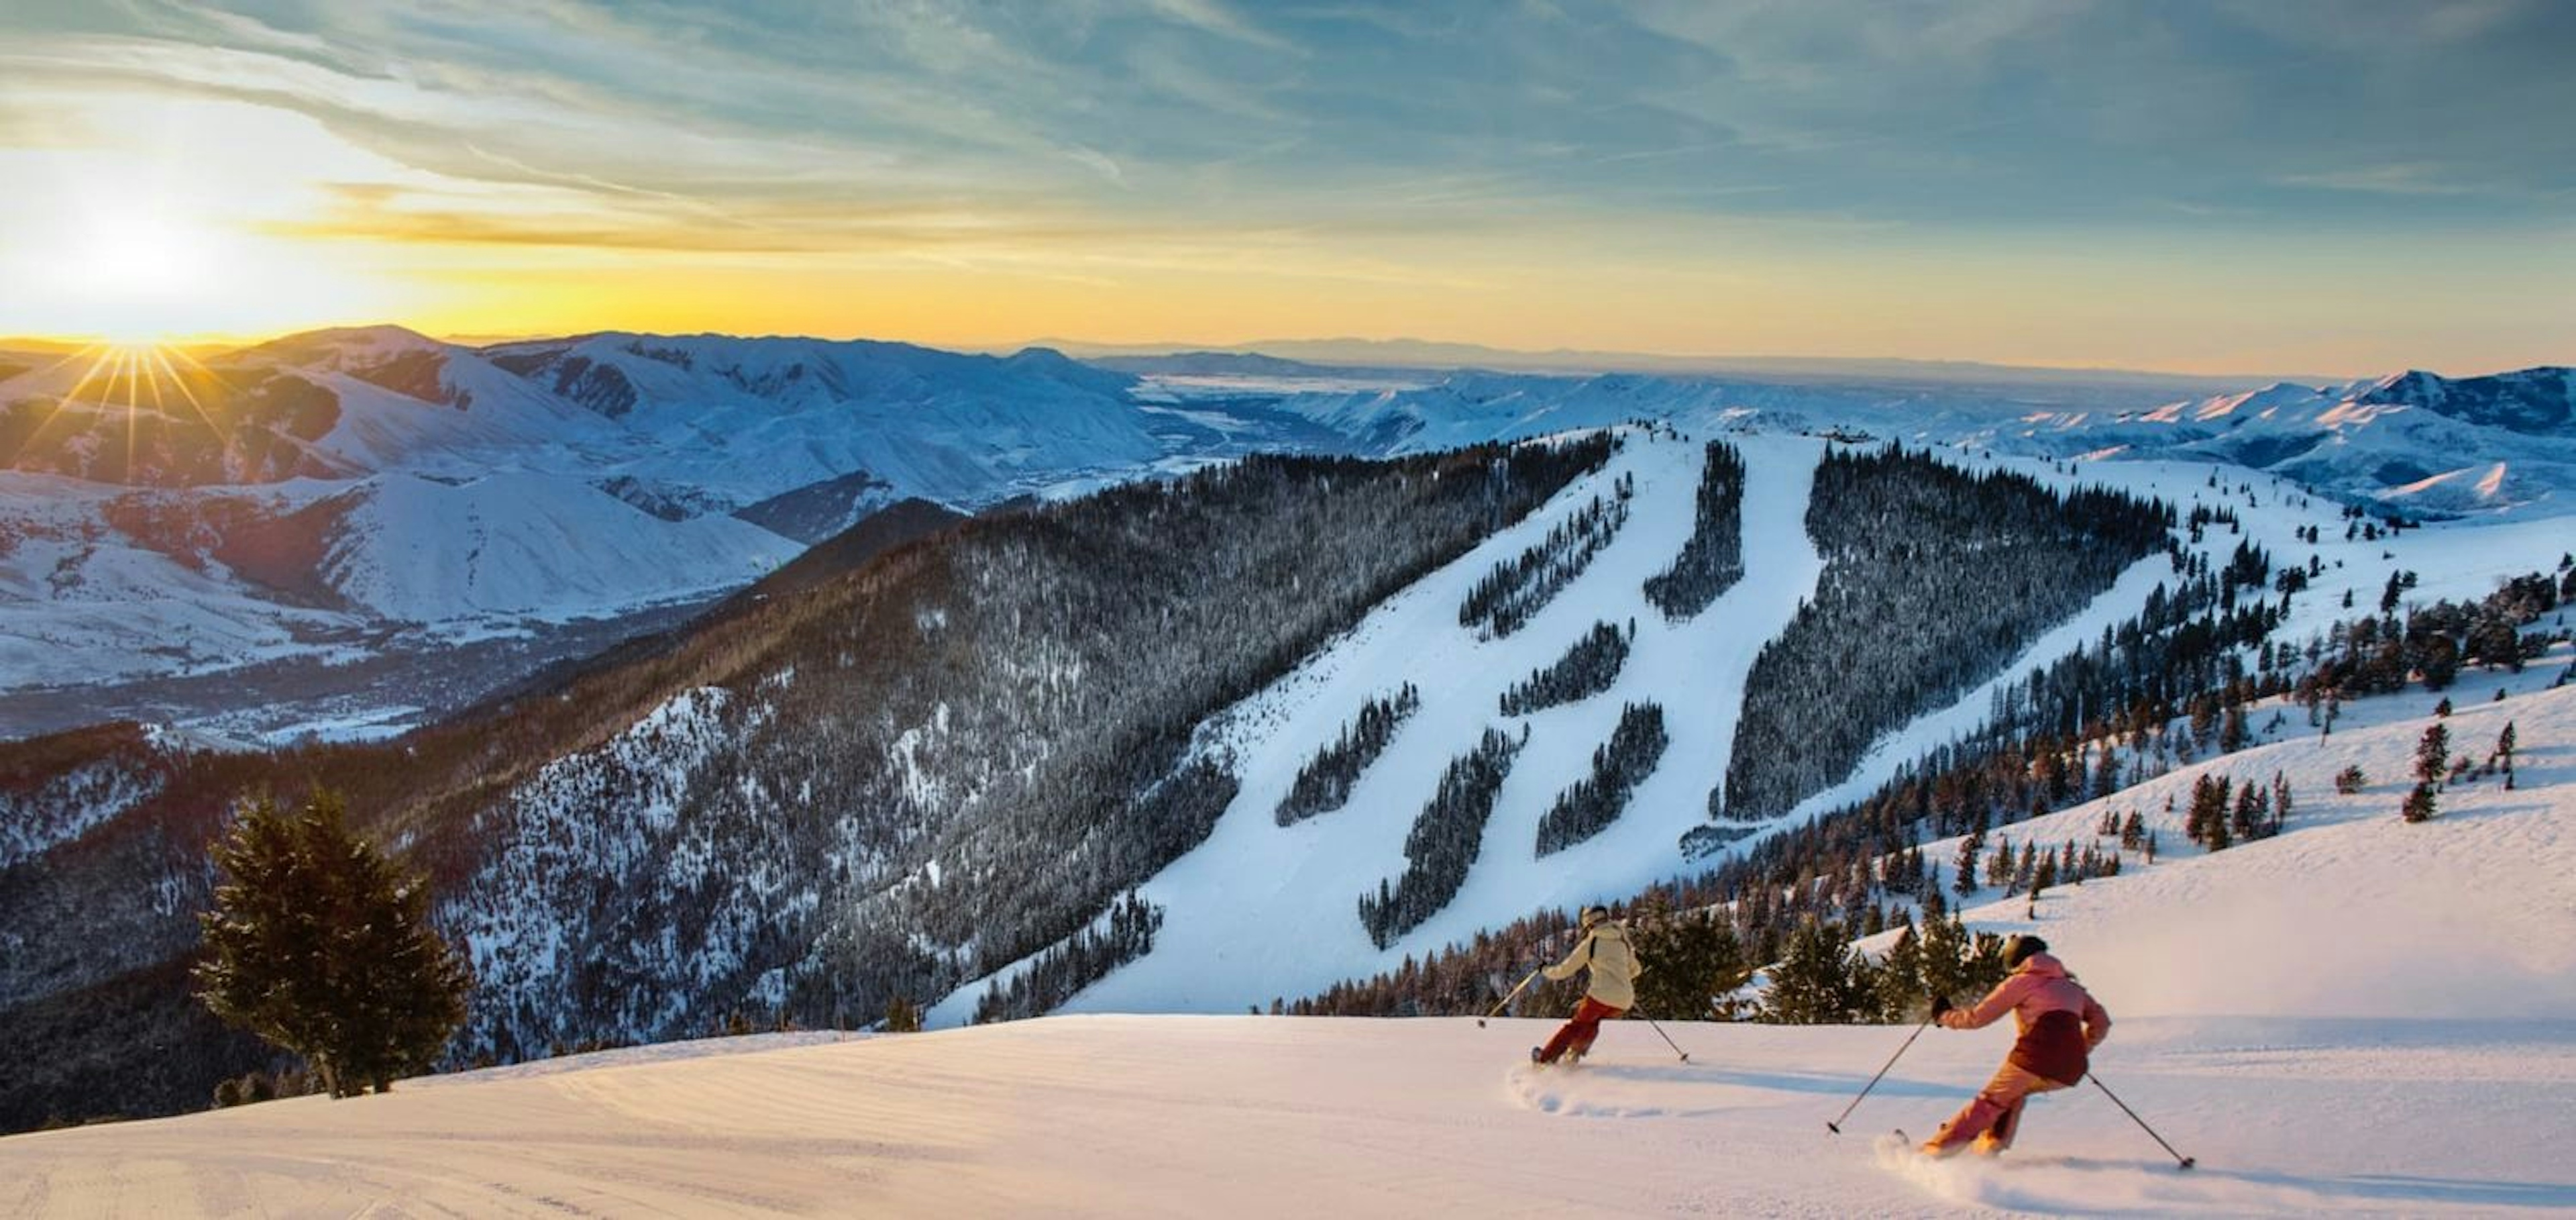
[0, 198, 233, 347]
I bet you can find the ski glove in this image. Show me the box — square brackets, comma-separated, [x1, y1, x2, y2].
[1929, 994, 1953, 1021]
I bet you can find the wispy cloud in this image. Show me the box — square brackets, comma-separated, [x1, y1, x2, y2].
[1, 0, 2567, 370]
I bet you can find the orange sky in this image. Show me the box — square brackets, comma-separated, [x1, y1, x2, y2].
[3, 3, 2569, 376]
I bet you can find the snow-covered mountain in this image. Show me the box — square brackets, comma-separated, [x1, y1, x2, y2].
[1992, 367, 2576, 517]
[5, 327, 2568, 740]
[0, 328, 1201, 738]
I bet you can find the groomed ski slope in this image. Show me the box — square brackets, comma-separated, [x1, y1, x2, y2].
[11, 1010, 2569, 1219]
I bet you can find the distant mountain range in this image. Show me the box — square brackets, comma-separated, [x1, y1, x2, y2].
[1, 325, 2567, 740]
[1022, 336, 2347, 393]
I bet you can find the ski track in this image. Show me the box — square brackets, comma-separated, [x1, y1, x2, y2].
[1039, 431, 1829, 1019]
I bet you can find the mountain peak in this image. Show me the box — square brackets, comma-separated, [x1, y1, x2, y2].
[2353, 365, 2574, 436]
[241, 324, 448, 361]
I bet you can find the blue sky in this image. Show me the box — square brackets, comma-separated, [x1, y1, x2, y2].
[2, 1, 2569, 373]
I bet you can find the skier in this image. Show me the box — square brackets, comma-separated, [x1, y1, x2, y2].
[1918, 934, 2110, 1158]
[1530, 905, 1642, 1066]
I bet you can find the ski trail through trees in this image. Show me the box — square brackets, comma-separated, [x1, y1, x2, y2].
[1016, 431, 1826, 1019]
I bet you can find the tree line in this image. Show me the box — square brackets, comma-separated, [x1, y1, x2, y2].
[1499, 621, 1631, 717]
[1535, 702, 1668, 857]
[1642, 440, 1746, 620]
[1277, 684, 1422, 825]
[1358, 727, 1524, 948]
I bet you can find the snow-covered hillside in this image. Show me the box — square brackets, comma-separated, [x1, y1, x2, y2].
[949, 418, 2572, 1025]
[1994, 368, 2576, 518]
[0, 328, 1195, 738]
[7, 676, 2570, 1215]
[5, 333, 2568, 741]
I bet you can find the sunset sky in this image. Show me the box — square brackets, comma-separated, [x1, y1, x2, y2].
[1, 1, 2569, 374]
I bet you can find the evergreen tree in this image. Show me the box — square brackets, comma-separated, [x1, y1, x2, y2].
[1952, 833, 1982, 899]
[195, 789, 471, 1098]
[2414, 722, 2451, 789]
[1761, 919, 1867, 1025]
[1629, 897, 1748, 1021]
[1873, 917, 1927, 1021]
[2402, 782, 2438, 823]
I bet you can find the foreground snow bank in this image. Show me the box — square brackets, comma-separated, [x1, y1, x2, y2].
[3, 1009, 2569, 1217]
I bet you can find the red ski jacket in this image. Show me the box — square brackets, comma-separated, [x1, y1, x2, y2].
[1939, 953, 2111, 1085]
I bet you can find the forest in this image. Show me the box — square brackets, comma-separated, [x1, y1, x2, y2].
[1534, 702, 1668, 857]
[1277, 684, 1421, 826]
[1499, 621, 1630, 717]
[1358, 728, 1524, 949]
[1717, 446, 2171, 823]
[1641, 440, 1746, 620]
[1458, 479, 1631, 639]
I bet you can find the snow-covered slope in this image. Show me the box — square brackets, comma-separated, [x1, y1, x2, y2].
[1042, 432, 1829, 1017]
[321, 472, 796, 623]
[0, 328, 1186, 737]
[6, 668, 2570, 1216]
[1993, 368, 2576, 518]
[938, 417, 2569, 1025]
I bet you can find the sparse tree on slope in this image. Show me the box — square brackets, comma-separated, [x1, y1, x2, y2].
[2415, 722, 2451, 789]
[195, 789, 470, 1098]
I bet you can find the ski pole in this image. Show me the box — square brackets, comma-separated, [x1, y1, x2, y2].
[1632, 1005, 1691, 1064]
[2088, 1073, 2196, 1170]
[1477, 970, 1541, 1028]
[1825, 1017, 1933, 1134]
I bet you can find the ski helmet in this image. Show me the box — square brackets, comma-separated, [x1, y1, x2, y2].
[2003, 934, 2047, 968]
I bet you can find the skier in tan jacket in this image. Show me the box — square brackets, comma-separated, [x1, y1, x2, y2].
[1532, 905, 1642, 1065]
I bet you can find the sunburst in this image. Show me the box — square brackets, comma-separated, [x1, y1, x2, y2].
[9, 340, 239, 481]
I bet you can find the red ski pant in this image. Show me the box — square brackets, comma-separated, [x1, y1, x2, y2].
[1929, 1062, 2069, 1154]
[1538, 998, 1623, 1064]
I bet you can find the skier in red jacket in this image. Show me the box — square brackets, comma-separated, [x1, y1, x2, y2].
[1919, 935, 2111, 1158]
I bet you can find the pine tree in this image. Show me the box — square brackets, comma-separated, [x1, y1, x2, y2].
[1762, 919, 1866, 1025]
[2414, 722, 2451, 789]
[1917, 912, 1972, 1007]
[1629, 895, 1748, 1021]
[196, 789, 471, 1098]
[1873, 917, 1927, 1021]
[2402, 782, 2438, 823]
[1952, 833, 1982, 899]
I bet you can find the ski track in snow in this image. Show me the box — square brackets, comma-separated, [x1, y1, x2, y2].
[1032, 431, 1829, 1019]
